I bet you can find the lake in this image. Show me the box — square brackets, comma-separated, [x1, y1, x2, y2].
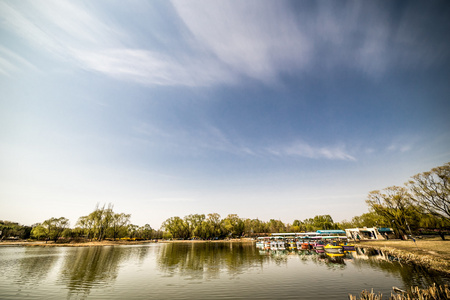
[0, 242, 448, 299]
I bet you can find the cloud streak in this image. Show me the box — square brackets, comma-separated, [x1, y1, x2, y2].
[2, 1, 448, 87]
[135, 121, 355, 161]
[266, 140, 356, 161]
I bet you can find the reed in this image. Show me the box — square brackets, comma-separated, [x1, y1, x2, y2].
[348, 289, 383, 300]
[348, 284, 450, 300]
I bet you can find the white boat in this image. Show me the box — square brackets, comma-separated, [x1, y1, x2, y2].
[277, 240, 286, 250]
[255, 237, 267, 248]
[270, 241, 278, 251]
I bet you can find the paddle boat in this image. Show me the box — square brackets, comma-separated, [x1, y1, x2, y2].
[340, 242, 355, 251]
[324, 242, 343, 254]
[270, 241, 278, 251]
[313, 240, 325, 251]
[255, 237, 266, 248]
[287, 240, 297, 250]
[277, 240, 286, 250]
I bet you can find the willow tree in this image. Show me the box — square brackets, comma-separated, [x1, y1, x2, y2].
[109, 213, 131, 240]
[161, 216, 189, 239]
[184, 214, 206, 239]
[366, 186, 416, 239]
[32, 217, 70, 242]
[221, 214, 244, 238]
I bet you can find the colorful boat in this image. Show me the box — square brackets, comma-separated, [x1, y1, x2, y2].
[313, 241, 325, 250]
[341, 243, 355, 251]
[324, 243, 343, 253]
[287, 241, 297, 250]
[301, 242, 312, 250]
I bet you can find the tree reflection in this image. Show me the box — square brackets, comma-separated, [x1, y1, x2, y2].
[59, 246, 125, 298]
[16, 248, 61, 285]
[350, 248, 450, 288]
[157, 242, 265, 280]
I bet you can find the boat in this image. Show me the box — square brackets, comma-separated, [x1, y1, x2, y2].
[340, 243, 355, 251]
[301, 242, 312, 250]
[255, 237, 266, 248]
[277, 240, 286, 250]
[324, 242, 343, 254]
[313, 241, 325, 250]
[270, 241, 278, 251]
[287, 240, 297, 250]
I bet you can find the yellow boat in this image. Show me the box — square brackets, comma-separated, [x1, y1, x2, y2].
[324, 243, 343, 253]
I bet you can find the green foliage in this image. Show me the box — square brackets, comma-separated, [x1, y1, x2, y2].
[30, 217, 69, 242]
[366, 186, 417, 238]
[363, 162, 450, 240]
[0, 221, 32, 240]
[31, 224, 47, 240]
[76, 203, 136, 241]
[161, 216, 189, 239]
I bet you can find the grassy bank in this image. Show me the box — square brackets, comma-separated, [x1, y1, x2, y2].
[356, 237, 450, 274]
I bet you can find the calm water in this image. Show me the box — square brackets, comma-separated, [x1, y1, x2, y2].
[0, 243, 448, 299]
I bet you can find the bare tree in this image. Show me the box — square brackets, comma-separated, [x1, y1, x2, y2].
[408, 162, 450, 221]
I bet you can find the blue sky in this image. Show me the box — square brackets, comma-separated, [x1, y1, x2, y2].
[1, 0, 449, 228]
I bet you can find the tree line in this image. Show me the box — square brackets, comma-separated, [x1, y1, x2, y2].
[26, 204, 162, 242]
[363, 162, 449, 240]
[1, 162, 448, 242]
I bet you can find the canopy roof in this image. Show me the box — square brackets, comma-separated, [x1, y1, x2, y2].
[377, 228, 394, 232]
[317, 230, 346, 234]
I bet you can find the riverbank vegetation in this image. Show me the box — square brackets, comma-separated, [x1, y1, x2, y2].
[1, 162, 448, 243]
[349, 284, 450, 300]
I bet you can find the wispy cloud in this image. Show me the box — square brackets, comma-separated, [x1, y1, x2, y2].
[386, 135, 419, 153]
[0, 46, 36, 76]
[173, 0, 449, 81]
[387, 143, 412, 153]
[2, 1, 447, 86]
[72, 48, 234, 87]
[267, 140, 356, 161]
[135, 121, 355, 161]
[172, 0, 311, 84]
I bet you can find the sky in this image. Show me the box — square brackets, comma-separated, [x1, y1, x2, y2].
[1, 0, 449, 229]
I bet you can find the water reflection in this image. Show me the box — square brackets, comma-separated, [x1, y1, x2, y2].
[1, 243, 449, 300]
[255, 247, 450, 287]
[17, 248, 61, 285]
[14, 248, 61, 287]
[351, 248, 450, 288]
[157, 242, 265, 280]
[59, 246, 126, 298]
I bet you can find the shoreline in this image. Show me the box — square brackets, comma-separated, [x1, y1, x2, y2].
[2, 238, 449, 275]
[356, 239, 450, 275]
[0, 238, 254, 247]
